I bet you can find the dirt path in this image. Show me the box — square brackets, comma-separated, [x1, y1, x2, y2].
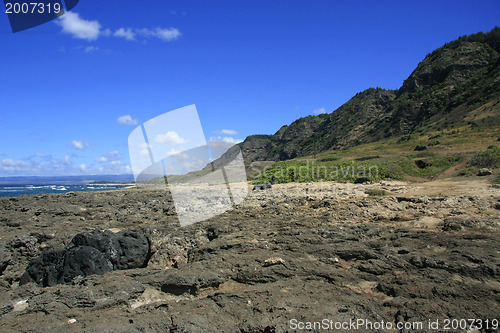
[435, 154, 472, 179]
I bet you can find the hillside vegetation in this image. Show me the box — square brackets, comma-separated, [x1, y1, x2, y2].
[225, 27, 500, 184]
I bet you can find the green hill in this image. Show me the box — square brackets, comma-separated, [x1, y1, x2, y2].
[213, 27, 500, 183]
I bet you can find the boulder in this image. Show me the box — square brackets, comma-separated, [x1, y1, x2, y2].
[414, 145, 427, 151]
[20, 249, 65, 287]
[61, 246, 113, 284]
[20, 230, 149, 287]
[354, 176, 371, 184]
[253, 182, 272, 191]
[68, 230, 149, 270]
[477, 168, 492, 176]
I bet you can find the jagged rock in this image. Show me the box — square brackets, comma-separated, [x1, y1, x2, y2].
[414, 159, 430, 169]
[8, 235, 38, 258]
[477, 168, 492, 176]
[357, 259, 392, 275]
[252, 182, 272, 191]
[263, 257, 285, 267]
[354, 176, 371, 184]
[0, 242, 11, 275]
[20, 250, 65, 287]
[442, 215, 491, 231]
[60, 246, 113, 284]
[68, 230, 149, 270]
[20, 230, 149, 287]
[409, 255, 446, 269]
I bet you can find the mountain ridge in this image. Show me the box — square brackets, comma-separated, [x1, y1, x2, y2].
[217, 27, 500, 170]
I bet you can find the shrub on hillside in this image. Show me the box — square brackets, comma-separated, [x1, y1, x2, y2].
[470, 146, 500, 168]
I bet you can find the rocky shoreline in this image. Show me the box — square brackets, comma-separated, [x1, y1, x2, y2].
[0, 180, 499, 332]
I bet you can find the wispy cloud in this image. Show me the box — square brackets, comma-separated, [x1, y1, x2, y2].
[55, 12, 102, 41]
[209, 136, 243, 144]
[313, 107, 327, 115]
[117, 115, 138, 126]
[56, 12, 181, 43]
[154, 131, 189, 144]
[0, 153, 131, 176]
[71, 140, 85, 150]
[0, 158, 28, 173]
[84, 46, 99, 53]
[114, 27, 135, 41]
[147, 27, 181, 41]
[95, 150, 121, 163]
[95, 156, 107, 163]
[213, 129, 240, 135]
[116, 27, 182, 42]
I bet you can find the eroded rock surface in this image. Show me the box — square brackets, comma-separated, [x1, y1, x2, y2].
[0, 181, 498, 332]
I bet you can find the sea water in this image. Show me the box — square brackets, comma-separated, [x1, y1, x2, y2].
[0, 183, 133, 197]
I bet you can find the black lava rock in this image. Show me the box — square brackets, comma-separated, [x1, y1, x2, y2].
[68, 230, 149, 270]
[61, 246, 113, 284]
[20, 230, 149, 287]
[20, 249, 65, 287]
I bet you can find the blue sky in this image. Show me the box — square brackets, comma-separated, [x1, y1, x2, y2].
[0, 0, 499, 176]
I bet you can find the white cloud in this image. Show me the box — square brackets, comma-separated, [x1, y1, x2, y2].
[117, 115, 138, 125]
[213, 129, 239, 135]
[55, 12, 102, 41]
[209, 136, 243, 144]
[136, 27, 181, 41]
[0, 159, 31, 174]
[165, 148, 182, 156]
[313, 107, 327, 115]
[1, 158, 25, 167]
[95, 150, 121, 163]
[55, 12, 181, 44]
[153, 27, 182, 41]
[114, 27, 135, 41]
[154, 131, 189, 144]
[139, 143, 152, 157]
[72, 140, 85, 150]
[84, 46, 99, 53]
[0, 154, 132, 176]
[95, 156, 107, 163]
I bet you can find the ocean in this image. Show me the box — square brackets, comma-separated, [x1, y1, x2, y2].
[0, 184, 134, 197]
[0, 174, 135, 197]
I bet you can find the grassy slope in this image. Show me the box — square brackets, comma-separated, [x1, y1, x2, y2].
[251, 28, 500, 184]
[252, 96, 500, 184]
